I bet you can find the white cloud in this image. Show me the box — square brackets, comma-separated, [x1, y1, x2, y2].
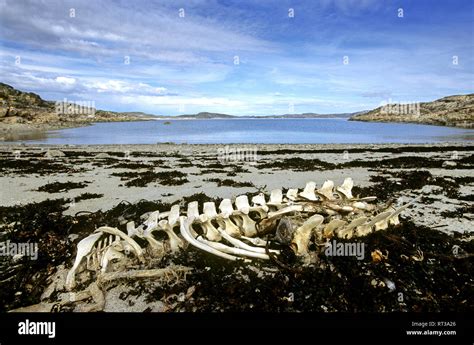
[55, 76, 76, 85]
[84, 80, 168, 95]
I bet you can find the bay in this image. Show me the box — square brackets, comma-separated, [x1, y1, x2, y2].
[8, 118, 474, 144]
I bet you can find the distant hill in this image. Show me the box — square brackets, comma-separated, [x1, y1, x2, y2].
[177, 112, 235, 119]
[350, 94, 474, 128]
[0, 83, 156, 127]
[263, 112, 355, 119]
[175, 111, 357, 119]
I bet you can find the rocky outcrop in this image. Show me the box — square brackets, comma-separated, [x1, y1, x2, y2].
[350, 94, 474, 128]
[0, 83, 155, 127]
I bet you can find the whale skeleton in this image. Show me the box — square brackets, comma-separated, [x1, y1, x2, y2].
[64, 178, 417, 293]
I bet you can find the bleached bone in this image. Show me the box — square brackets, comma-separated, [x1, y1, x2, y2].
[316, 180, 335, 200]
[198, 215, 221, 242]
[128, 221, 163, 253]
[286, 189, 298, 201]
[217, 199, 242, 237]
[96, 227, 145, 262]
[323, 219, 347, 238]
[233, 195, 257, 237]
[219, 199, 234, 217]
[187, 201, 200, 222]
[356, 196, 377, 202]
[179, 217, 240, 261]
[355, 211, 392, 236]
[267, 204, 303, 219]
[299, 181, 317, 201]
[66, 232, 103, 290]
[204, 201, 218, 218]
[235, 195, 251, 214]
[216, 228, 279, 255]
[127, 220, 142, 238]
[387, 196, 420, 225]
[336, 178, 354, 200]
[249, 205, 268, 219]
[341, 217, 372, 237]
[143, 211, 160, 230]
[168, 205, 180, 228]
[292, 214, 324, 255]
[352, 201, 370, 210]
[326, 204, 354, 213]
[99, 266, 192, 283]
[197, 236, 269, 260]
[267, 189, 283, 207]
[100, 245, 126, 273]
[158, 219, 185, 251]
[251, 193, 269, 212]
[241, 236, 268, 247]
[373, 211, 395, 231]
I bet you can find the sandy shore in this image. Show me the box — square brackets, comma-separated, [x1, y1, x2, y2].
[0, 142, 473, 313]
[0, 142, 472, 234]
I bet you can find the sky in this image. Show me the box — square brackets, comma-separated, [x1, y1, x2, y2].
[0, 0, 473, 116]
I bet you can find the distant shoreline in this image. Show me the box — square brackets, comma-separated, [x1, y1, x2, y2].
[1, 117, 473, 144]
[150, 117, 350, 120]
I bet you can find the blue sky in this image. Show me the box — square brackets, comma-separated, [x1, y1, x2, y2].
[0, 0, 473, 115]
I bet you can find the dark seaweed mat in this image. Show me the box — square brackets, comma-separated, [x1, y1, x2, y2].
[258, 154, 473, 172]
[0, 198, 472, 312]
[37, 181, 90, 193]
[205, 178, 255, 188]
[112, 170, 188, 187]
[0, 158, 83, 175]
[352, 170, 469, 201]
[160, 221, 473, 312]
[0, 199, 73, 311]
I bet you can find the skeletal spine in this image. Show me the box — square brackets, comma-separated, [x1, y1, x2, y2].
[66, 178, 414, 292]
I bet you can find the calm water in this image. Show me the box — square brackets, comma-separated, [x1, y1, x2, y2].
[8, 119, 474, 144]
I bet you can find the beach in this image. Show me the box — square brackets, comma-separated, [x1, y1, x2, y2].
[0, 142, 472, 312]
[1, 143, 472, 234]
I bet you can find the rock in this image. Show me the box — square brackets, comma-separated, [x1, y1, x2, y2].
[442, 161, 457, 168]
[420, 185, 443, 194]
[94, 152, 111, 159]
[350, 93, 474, 128]
[0, 105, 8, 117]
[45, 149, 65, 158]
[2, 116, 24, 124]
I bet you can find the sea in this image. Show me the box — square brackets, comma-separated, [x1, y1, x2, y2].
[4, 118, 474, 144]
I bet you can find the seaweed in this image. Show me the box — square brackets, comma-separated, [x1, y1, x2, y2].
[112, 170, 188, 187]
[259, 157, 336, 171]
[37, 181, 90, 193]
[75, 193, 103, 202]
[205, 178, 255, 188]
